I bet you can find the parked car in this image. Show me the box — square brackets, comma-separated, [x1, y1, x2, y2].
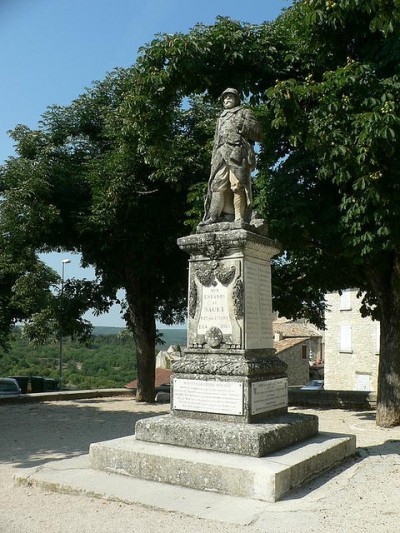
[301, 380, 324, 391]
[11, 376, 59, 393]
[0, 378, 22, 397]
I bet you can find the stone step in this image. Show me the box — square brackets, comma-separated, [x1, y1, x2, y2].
[89, 431, 355, 502]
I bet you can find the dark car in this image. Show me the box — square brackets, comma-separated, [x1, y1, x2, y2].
[0, 378, 22, 397]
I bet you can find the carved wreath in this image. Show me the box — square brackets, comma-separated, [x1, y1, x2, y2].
[215, 265, 236, 286]
[195, 264, 236, 287]
[195, 268, 216, 287]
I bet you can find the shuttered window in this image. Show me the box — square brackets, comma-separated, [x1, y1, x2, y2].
[340, 325, 352, 352]
[376, 322, 380, 354]
[340, 290, 351, 310]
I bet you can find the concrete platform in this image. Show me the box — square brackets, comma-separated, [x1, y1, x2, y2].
[13, 455, 278, 526]
[89, 431, 356, 502]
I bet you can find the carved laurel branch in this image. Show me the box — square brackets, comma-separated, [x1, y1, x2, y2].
[233, 279, 244, 319]
[172, 356, 285, 376]
[188, 280, 197, 319]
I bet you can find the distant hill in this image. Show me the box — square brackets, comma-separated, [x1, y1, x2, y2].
[156, 329, 187, 349]
[93, 326, 124, 336]
[92, 326, 186, 349]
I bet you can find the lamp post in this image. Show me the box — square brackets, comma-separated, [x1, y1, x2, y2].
[59, 259, 71, 390]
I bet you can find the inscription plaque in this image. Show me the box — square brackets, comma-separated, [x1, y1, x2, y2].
[251, 378, 288, 415]
[197, 282, 232, 335]
[245, 262, 272, 349]
[173, 378, 243, 415]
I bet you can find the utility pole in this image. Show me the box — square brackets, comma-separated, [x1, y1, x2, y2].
[59, 258, 71, 390]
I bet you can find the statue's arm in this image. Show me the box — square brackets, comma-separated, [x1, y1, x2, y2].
[239, 109, 264, 143]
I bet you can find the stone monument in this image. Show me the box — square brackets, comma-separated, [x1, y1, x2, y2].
[89, 89, 356, 502]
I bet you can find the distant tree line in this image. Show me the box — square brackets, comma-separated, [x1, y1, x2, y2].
[0, 330, 136, 390]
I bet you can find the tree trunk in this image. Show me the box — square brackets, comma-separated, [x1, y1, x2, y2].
[376, 299, 400, 427]
[368, 254, 400, 427]
[125, 275, 156, 403]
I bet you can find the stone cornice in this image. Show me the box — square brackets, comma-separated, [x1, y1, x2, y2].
[177, 228, 281, 260]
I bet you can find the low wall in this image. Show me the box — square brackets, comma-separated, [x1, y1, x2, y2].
[289, 388, 377, 410]
[1, 387, 377, 410]
[0, 388, 134, 404]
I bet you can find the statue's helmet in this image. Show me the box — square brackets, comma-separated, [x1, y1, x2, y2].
[220, 88, 240, 103]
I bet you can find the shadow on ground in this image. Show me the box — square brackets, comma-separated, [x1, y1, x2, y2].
[359, 439, 400, 457]
[285, 435, 400, 502]
[1, 399, 168, 469]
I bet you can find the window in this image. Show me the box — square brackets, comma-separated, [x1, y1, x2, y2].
[340, 290, 352, 310]
[376, 322, 380, 354]
[356, 373, 371, 391]
[302, 345, 307, 359]
[340, 325, 352, 352]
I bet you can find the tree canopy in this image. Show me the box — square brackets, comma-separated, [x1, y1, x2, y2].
[0, 68, 216, 400]
[261, 0, 400, 426]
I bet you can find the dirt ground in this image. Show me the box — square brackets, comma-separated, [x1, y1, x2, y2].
[1, 397, 400, 532]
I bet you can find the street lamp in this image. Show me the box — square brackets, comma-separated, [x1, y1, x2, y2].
[59, 259, 71, 390]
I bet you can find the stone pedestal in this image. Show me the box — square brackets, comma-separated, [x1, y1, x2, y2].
[183, 224, 278, 352]
[89, 221, 356, 501]
[135, 222, 318, 453]
[171, 225, 289, 423]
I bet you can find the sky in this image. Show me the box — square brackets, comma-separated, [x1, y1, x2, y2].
[0, 0, 291, 327]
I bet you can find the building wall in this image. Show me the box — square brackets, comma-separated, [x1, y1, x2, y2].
[324, 289, 380, 391]
[276, 341, 310, 386]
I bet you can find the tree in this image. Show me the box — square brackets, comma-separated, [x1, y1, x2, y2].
[0, 70, 214, 401]
[3, 3, 400, 423]
[1, 15, 298, 400]
[0, 11, 350, 399]
[118, 5, 400, 425]
[258, 0, 400, 426]
[0, 245, 60, 349]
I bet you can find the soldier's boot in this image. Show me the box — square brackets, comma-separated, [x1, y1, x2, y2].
[200, 192, 224, 225]
[233, 191, 246, 221]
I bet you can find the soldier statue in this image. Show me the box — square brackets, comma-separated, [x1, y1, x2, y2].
[200, 88, 263, 225]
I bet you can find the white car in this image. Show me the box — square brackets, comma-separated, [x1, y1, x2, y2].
[0, 378, 22, 397]
[301, 380, 324, 391]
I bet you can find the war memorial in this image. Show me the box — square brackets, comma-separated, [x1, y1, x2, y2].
[89, 89, 355, 502]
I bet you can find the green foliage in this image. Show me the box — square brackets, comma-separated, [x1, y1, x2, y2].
[255, 0, 400, 424]
[0, 63, 219, 399]
[0, 330, 136, 390]
[2, 2, 400, 412]
[256, 0, 400, 321]
[0, 247, 60, 349]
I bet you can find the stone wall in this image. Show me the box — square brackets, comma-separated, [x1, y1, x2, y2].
[288, 388, 376, 410]
[324, 290, 380, 391]
[275, 339, 310, 386]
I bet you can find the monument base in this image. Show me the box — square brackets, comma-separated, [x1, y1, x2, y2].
[89, 431, 356, 502]
[88, 222, 356, 502]
[135, 413, 318, 457]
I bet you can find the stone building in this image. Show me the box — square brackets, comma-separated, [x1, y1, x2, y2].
[324, 289, 380, 391]
[156, 345, 182, 369]
[273, 319, 322, 386]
